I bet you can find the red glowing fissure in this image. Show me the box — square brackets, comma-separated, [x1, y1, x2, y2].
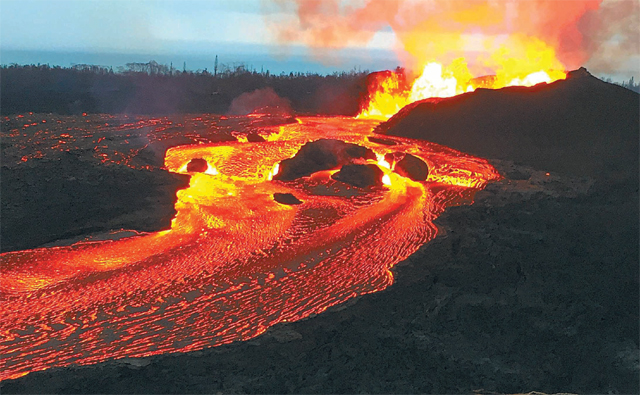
[0, 116, 500, 381]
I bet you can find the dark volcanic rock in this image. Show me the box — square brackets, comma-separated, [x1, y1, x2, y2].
[131, 137, 196, 168]
[273, 193, 303, 205]
[274, 139, 376, 181]
[0, 155, 189, 252]
[376, 68, 640, 181]
[4, 163, 637, 394]
[186, 158, 208, 173]
[332, 164, 384, 188]
[384, 152, 404, 166]
[394, 153, 429, 181]
[246, 133, 266, 142]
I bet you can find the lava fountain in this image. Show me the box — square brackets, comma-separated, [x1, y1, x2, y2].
[357, 36, 568, 120]
[269, 0, 608, 120]
[0, 115, 500, 380]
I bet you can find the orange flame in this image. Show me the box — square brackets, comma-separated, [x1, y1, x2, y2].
[266, 1, 602, 120]
[359, 36, 568, 120]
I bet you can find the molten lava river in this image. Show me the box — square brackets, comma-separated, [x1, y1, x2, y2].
[0, 116, 500, 380]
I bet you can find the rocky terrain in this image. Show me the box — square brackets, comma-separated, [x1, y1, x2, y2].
[1, 71, 638, 393]
[1, 154, 189, 252]
[3, 160, 637, 394]
[0, 113, 295, 252]
[273, 138, 376, 181]
[376, 68, 639, 183]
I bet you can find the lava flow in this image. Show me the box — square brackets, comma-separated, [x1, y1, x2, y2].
[0, 115, 500, 381]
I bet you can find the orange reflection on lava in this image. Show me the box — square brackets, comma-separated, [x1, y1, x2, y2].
[0, 116, 500, 381]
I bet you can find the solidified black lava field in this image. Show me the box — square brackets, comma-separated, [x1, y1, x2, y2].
[1, 72, 638, 394]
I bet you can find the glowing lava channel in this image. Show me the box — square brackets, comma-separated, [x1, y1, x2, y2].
[0, 116, 500, 381]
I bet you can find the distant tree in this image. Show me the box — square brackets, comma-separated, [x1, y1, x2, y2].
[618, 76, 639, 93]
[0, 62, 370, 115]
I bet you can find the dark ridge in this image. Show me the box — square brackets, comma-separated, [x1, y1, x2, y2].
[273, 193, 303, 205]
[376, 68, 640, 182]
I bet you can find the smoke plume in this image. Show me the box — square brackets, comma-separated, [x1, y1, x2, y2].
[265, 0, 638, 75]
[578, 0, 640, 75]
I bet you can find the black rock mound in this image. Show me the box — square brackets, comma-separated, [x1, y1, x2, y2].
[376, 68, 639, 182]
[394, 153, 429, 181]
[332, 164, 385, 188]
[383, 152, 404, 166]
[246, 133, 266, 142]
[274, 139, 376, 181]
[273, 193, 303, 205]
[186, 158, 208, 173]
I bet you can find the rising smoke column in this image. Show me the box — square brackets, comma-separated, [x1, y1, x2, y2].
[264, 0, 638, 76]
[577, 0, 640, 75]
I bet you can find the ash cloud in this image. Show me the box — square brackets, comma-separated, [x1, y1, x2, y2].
[264, 0, 638, 76]
[578, 0, 640, 75]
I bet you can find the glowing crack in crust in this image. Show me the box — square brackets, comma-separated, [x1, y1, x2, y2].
[0, 116, 500, 381]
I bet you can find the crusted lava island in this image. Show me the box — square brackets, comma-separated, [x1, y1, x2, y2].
[1, 67, 638, 394]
